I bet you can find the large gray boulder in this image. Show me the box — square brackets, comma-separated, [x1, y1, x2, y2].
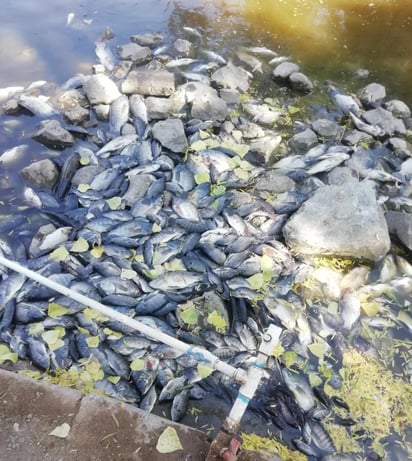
[21, 159, 59, 189]
[121, 69, 175, 96]
[211, 62, 250, 92]
[283, 179, 390, 261]
[32, 120, 75, 149]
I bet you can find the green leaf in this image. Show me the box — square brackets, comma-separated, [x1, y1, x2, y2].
[272, 341, 285, 358]
[49, 423, 71, 439]
[71, 237, 89, 253]
[234, 167, 250, 181]
[308, 373, 323, 388]
[86, 336, 100, 348]
[308, 342, 325, 360]
[28, 322, 44, 335]
[152, 222, 162, 233]
[207, 310, 227, 333]
[84, 308, 108, 322]
[238, 159, 254, 171]
[180, 305, 198, 325]
[362, 301, 380, 317]
[108, 375, 121, 384]
[194, 172, 210, 184]
[130, 358, 145, 371]
[221, 140, 249, 158]
[42, 330, 61, 346]
[261, 254, 273, 283]
[85, 361, 104, 381]
[103, 328, 122, 338]
[287, 105, 301, 115]
[77, 183, 90, 193]
[106, 196, 122, 210]
[49, 338, 65, 352]
[247, 273, 264, 291]
[90, 246, 104, 258]
[79, 156, 90, 166]
[190, 140, 208, 151]
[48, 303, 70, 318]
[210, 184, 226, 197]
[0, 344, 18, 364]
[197, 363, 213, 379]
[50, 245, 69, 262]
[281, 350, 297, 368]
[156, 426, 183, 453]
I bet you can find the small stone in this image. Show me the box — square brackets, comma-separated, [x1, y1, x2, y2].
[219, 89, 240, 106]
[32, 120, 75, 149]
[388, 137, 412, 159]
[152, 118, 188, 153]
[386, 211, 412, 251]
[359, 82, 386, 108]
[342, 129, 373, 146]
[2, 98, 21, 115]
[384, 99, 411, 119]
[289, 72, 314, 93]
[363, 107, 406, 136]
[145, 97, 175, 120]
[117, 43, 152, 64]
[272, 62, 299, 80]
[211, 62, 250, 92]
[312, 118, 342, 138]
[72, 166, 104, 187]
[130, 33, 164, 48]
[21, 159, 60, 189]
[289, 128, 318, 154]
[254, 171, 295, 193]
[112, 61, 133, 80]
[64, 106, 89, 124]
[93, 104, 110, 121]
[172, 39, 192, 56]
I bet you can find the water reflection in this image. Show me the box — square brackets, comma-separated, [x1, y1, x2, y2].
[244, 0, 412, 102]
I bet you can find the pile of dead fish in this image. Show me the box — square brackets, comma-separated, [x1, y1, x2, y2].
[0, 27, 411, 461]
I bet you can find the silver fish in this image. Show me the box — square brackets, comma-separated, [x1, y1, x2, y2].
[95, 41, 115, 71]
[109, 95, 130, 137]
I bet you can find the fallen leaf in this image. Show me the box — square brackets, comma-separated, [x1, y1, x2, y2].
[130, 358, 145, 371]
[50, 246, 69, 262]
[198, 363, 213, 379]
[48, 303, 70, 318]
[0, 344, 18, 364]
[71, 237, 89, 253]
[106, 196, 122, 210]
[49, 423, 71, 438]
[156, 426, 183, 453]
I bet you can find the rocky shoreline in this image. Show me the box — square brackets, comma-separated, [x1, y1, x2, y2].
[0, 27, 411, 461]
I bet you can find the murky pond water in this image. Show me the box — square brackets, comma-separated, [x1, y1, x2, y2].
[0, 1, 411, 460]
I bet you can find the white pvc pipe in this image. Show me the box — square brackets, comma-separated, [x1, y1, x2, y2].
[0, 254, 247, 383]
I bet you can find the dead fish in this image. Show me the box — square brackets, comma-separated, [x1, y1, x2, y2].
[172, 197, 200, 222]
[109, 95, 130, 137]
[201, 50, 227, 65]
[306, 153, 350, 175]
[171, 388, 190, 421]
[247, 46, 278, 58]
[349, 111, 385, 137]
[96, 134, 138, 156]
[95, 40, 115, 71]
[149, 271, 206, 291]
[339, 288, 361, 331]
[158, 375, 187, 401]
[165, 58, 199, 69]
[0, 144, 29, 165]
[18, 94, 59, 118]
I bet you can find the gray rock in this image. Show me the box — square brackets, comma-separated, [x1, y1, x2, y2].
[219, 89, 240, 106]
[359, 82, 386, 107]
[238, 122, 265, 139]
[83, 74, 121, 105]
[354, 68, 370, 79]
[363, 107, 406, 136]
[94, 104, 110, 121]
[64, 106, 89, 124]
[254, 171, 295, 193]
[121, 69, 175, 96]
[283, 181, 390, 261]
[152, 118, 188, 153]
[173, 82, 228, 121]
[72, 166, 104, 187]
[388, 137, 412, 159]
[312, 118, 342, 138]
[112, 61, 134, 80]
[123, 174, 154, 206]
[384, 99, 411, 119]
[55, 89, 87, 112]
[21, 159, 60, 189]
[327, 167, 358, 186]
[288, 128, 318, 154]
[272, 62, 299, 80]
[211, 62, 250, 92]
[172, 39, 192, 56]
[117, 43, 152, 64]
[289, 72, 314, 93]
[386, 211, 412, 251]
[130, 33, 163, 48]
[145, 97, 175, 120]
[2, 98, 20, 115]
[342, 129, 373, 146]
[32, 120, 75, 149]
[121, 123, 136, 136]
